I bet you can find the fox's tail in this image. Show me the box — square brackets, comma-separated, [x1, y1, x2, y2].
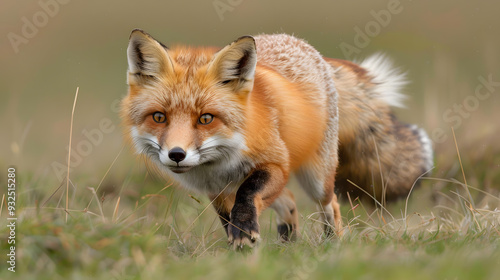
[325, 54, 433, 202]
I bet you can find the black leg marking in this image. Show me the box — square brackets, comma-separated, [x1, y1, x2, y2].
[228, 169, 269, 246]
[210, 195, 231, 237]
[277, 223, 296, 242]
[324, 224, 335, 238]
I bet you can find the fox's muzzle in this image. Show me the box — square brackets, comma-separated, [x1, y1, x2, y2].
[168, 147, 186, 163]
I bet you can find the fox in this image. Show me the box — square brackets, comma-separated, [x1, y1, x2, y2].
[121, 29, 433, 248]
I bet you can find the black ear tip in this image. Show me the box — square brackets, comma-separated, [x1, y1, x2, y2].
[131, 28, 145, 33]
[129, 29, 150, 40]
[235, 35, 256, 45]
[129, 29, 168, 49]
[238, 35, 255, 40]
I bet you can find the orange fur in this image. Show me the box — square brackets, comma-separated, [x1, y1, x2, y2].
[243, 68, 327, 170]
[122, 30, 432, 247]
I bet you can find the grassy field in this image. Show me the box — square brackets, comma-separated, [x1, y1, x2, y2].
[1, 0, 500, 279]
[1, 163, 500, 279]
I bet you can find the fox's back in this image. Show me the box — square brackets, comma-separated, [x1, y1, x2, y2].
[253, 34, 339, 171]
[255, 34, 336, 106]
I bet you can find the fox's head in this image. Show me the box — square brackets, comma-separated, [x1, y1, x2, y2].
[121, 29, 256, 174]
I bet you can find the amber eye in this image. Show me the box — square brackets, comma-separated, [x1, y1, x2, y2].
[198, 113, 214, 125]
[152, 112, 166, 123]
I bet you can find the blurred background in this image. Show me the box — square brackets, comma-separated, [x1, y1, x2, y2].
[1, 1, 500, 277]
[1, 0, 499, 209]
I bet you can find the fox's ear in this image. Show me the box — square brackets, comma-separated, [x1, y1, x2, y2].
[127, 29, 174, 80]
[208, 36, 257, 93]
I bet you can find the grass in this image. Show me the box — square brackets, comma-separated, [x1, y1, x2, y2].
[2, 64, 500, 280]
[1, 147, 500, 279]
[2, 84, 500, 279]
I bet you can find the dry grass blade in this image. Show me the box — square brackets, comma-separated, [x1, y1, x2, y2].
[86, 145, 124, 210]
[66, 87, 79, 223]
[87, 186, 106, 223]
[0, 194, 5, 217]
[371, 135, 386, 207]
[42, 180, 65, 207]
[404, 168, 434, 222]
[451, 127, 474, 208]
[197, 237, 225, 258]
[182, 183, 232, 236]
[113, 197, 121, 223]
[118, 183, 173, 225]
[463, 184, 500, 202]
[346, 179, 395, 221]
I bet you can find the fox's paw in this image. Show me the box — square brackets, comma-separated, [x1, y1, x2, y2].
[278, 223, 297, 242]
[227, 206, 260, 249]
[228, 220, 260, 249]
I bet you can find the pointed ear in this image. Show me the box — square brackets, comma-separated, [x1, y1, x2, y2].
[127, 29, 174, 80]
[208, 36, 257, 93]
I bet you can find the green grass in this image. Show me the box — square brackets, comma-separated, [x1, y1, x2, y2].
[2, 108, 500, 279]
[2, 163, 500, 279]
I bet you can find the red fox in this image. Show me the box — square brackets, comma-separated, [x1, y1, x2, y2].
[121, 29, 433, 248]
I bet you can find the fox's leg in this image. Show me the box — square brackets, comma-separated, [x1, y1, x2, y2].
[297, 164, 343, 237]
[321, 192, 342, 236]
[321, 170, 342, 236]
[331, 193, 342, 234]
[228, 164, 287, 248]
[270, 188, 299, 241]
[209, 193, 235, 236]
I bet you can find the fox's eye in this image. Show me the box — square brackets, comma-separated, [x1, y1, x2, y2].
[152, 112, 166, 123]
[198, 113, 214, 125]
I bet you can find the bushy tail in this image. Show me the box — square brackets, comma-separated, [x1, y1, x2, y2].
[325, 54, 433, 202]
[359, 53, 408, 108]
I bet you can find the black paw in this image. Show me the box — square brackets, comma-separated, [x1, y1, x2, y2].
[227, 205, 260, 249]
[277, 223, 297, 242]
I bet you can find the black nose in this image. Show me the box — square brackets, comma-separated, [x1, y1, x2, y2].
[168, 147, 186, 163]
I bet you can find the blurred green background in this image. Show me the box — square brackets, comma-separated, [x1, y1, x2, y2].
[1, 0, 499, 186]
[1, 1, 500, 278]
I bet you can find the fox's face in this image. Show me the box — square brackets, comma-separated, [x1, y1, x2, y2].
[121, 30, 257, 174]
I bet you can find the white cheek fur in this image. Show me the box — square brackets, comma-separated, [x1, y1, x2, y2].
[130, 126, 159, 154]
[201, 132, 247, 152]
[130, 126, 252, 194]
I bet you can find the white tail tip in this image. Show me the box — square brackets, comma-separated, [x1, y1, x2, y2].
[360, 53, 408, 108]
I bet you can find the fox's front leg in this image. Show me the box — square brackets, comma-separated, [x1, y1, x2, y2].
[228, 165, 287, 248]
